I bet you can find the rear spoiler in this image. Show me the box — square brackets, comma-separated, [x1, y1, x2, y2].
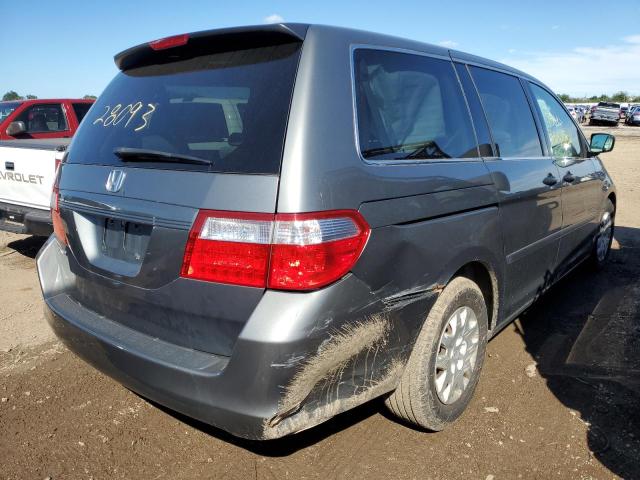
[114, 23, 309, 71]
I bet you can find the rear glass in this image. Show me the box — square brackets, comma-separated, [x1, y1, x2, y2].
[598, 102, 620, 108]
[67, 43, 301, 174]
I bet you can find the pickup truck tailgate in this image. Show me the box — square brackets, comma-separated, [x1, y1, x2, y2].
[0, 139, 68, 210]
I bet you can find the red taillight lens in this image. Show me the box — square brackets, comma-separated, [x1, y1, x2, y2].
[51, 157, 67, 245]
[268, 211, 370, 290]
[148, 33, 189, 51]
[180, 210, 370, 291]
[181, 211, 273, 287]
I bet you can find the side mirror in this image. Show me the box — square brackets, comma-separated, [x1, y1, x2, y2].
[589, 133, 615, 156]
[5, 121, 26, 136]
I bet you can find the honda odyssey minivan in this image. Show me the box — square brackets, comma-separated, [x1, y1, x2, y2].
[37, 23, 617, 440]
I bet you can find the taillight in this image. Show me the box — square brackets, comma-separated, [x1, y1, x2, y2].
[181, 211, 273, 288]
[181, 210, 370, 291]
[148, 33, 189, 51]
[51, 157, 67, 245]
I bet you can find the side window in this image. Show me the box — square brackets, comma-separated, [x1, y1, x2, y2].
[354, 49, 479, 161]
[72, 103, 93, 124]
[14, 104, 68, 133]
[469, 67, 542, 158]
[529, 84, 582, 159]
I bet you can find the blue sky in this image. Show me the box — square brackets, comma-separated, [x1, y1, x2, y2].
[2, 0, 639, 98]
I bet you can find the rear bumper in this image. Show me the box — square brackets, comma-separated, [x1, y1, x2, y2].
[37, 236, 432, 439]
[590, 115, 619, 123]
[0, 201, 52, 236]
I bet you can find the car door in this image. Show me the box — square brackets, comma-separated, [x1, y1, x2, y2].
[8, 102, 72, 139]
[528, 83, 601, 275]
[461, 64, 563, 321]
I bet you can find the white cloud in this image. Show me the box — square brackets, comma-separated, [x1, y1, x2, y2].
[438, 40, 459, 48]
[503, 35, 640, 96]
[263, 14, 284, 24]
[508, 48, 517, 54]
[624, 34, 640, 44]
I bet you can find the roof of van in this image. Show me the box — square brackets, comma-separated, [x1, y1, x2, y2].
[114, 23, 543, 86]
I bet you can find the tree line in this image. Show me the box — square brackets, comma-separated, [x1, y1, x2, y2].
[2, 91, 96, 101]
[558, 91, 637, 104]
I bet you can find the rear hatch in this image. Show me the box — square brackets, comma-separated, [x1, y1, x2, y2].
[56, 26, 305, 356]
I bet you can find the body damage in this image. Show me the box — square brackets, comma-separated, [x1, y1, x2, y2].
[263, 285, 442, 439]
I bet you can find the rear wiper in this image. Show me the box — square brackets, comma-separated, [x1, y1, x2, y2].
[113, 147, 213, 166]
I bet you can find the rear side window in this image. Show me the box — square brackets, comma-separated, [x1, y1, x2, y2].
[67, 43, 301, 174]
[72, 103, 93, 124]
[354, 49, 479, 161]
[14, 104, 68, 133]
[529, 84, 582, 159]
[469, 67, 542, 158]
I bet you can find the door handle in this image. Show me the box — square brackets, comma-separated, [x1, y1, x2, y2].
[563, 172, 576, 183]
[543, 173, 558, 186]
[5, 161, 14, 171]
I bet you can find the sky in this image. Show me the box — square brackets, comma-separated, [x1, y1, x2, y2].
[2, 0, 640, 99]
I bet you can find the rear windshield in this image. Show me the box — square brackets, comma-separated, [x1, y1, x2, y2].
[0, 102, 21, 121]
[598, 102, 620, 108]
[67, 43, 301, 174]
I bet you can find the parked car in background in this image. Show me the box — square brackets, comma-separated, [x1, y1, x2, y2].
[590, 102, 621, 125]
[0, 139, 68, 235]
[37, 23, 618, 441]
[620, 106, 629, 120]
[567, 105, 585, 124]
[0, 99, 94, 141]
[567, 105, 579, 123]
[626, 105, 640, 126]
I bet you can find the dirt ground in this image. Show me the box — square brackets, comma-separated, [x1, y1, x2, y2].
[1, 126, 639, 480]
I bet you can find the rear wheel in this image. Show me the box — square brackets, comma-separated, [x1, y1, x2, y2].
[592, 199, 615, 269]
[385, 276, 488, 431]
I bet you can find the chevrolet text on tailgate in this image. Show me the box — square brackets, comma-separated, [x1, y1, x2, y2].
[37, 24, 617, 440]
[0, 139, 68, 236]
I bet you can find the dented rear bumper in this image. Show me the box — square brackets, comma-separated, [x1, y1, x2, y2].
[37, 236, 437, 439]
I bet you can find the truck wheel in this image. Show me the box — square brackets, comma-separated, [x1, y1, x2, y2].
[592, 199, 615, 270]
[385, 276, 488, 431]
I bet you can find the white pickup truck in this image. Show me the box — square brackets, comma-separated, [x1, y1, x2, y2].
[0, 139, 69, 236]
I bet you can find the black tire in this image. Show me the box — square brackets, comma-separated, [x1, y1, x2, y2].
[385, 276, 488, 431]
[591, 199, 615, 270]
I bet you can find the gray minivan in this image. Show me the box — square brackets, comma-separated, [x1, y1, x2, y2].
[37, 24, 617, 440]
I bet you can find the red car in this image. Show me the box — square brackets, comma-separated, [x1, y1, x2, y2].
[0, 98, 94, 140]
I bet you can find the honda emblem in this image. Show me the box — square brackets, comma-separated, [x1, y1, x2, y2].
[105, 169, 126, 193]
